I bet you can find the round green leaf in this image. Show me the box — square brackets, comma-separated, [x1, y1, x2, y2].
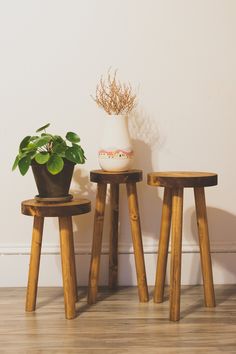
[35, 152, 50, 164]
[19, 136, 31, 152]
[18, 156, 31, 176]
[41, 133, 53, 139]
[52, 142, 67, 154]
[30, 136, 39, 141]
[12, 155, 20, 171]
[65, 145, 85, 164]
[33, 136, 51, 148]
[52, 135, 64, 143]
[36, 123, 50, 133]
[47, 154, 64, 175]
[66, 132, 80, 143]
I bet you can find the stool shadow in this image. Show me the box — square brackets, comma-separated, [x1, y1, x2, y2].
[54, 169, 111, 288]
[124, 109, 163, 288]
[180, 285, 236, 319]
[36, 288, 64, 309]
[155, 205, 236, 317]
[36, 287, 119, 315]
[77, 286, 135, 313]
[132, 138, 163, 238]
[76, 288, 92, 315]
[184, 206, 236, 309]
[51, 168, 97, 278]
[71, 168, 95, 200]
[54, 110, 163, 295]
[72, 167, 113, 280]
[77, 287, 130, 302]
[129, 109, 163, 245]
[189, 207, 236, 280]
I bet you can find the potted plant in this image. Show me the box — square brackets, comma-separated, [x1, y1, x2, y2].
[92, 70, 137, 172]
[12, 123, 86, 201]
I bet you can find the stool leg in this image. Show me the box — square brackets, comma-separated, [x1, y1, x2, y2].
[194, 187, 216, 307]
[109, 183, 119, 289]
[66, 216, 78, 303]
[25, 216, 44, 312]
[59, 216, 76, 319]
[88, 183, 107, 304]
[170, 187, 183, 321]
[154, 187, 172, 303]
[126, 182, 149, 302]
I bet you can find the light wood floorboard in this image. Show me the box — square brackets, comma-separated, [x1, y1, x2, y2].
[0, 285, 235, 353]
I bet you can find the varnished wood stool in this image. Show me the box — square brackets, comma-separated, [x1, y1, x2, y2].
[22, 198, 91, 319]
[87, 170, 149, 304]
[147, 172, 217, 321]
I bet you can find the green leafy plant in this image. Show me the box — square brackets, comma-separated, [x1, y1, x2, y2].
[12, 123, 86, 176]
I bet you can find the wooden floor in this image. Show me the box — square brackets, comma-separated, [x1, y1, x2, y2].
[0, 285, 235, 353]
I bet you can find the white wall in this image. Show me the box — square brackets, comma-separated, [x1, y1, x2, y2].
[0, 0, 236, 286]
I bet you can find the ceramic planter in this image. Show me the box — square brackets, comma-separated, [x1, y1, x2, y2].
[31, 159, 75, 199]
[98, 115, 133, 171]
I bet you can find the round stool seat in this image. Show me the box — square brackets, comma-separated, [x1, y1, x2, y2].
[21, 198, 91, 217]
[148, 171, 217, 188]
[90, 169, 142, 184]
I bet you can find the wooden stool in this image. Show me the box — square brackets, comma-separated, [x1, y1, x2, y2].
[87, 169, 149, 304]
[147, 171, 217, 321]
[21, 198, 91, 319]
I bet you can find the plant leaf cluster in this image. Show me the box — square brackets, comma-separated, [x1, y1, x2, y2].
[12, 123, 86, 175]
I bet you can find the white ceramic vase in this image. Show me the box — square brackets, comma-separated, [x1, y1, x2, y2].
[98, 114, 133, 171]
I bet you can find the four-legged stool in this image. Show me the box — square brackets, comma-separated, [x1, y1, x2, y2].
[147, 171, 217, 321]
[22, 198, 91, 319]
[87, 169, 149, 304]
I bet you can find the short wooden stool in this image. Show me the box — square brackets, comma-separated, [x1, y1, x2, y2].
[147, 171, 217, 321]
[87, 170, 149, 304]
[22, 198, 91, 319]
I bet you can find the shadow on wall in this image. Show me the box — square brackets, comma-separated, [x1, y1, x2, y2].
[52, 168, 97, 286]
[62, 160, 115, 286]
[129, 109, 163, 243]
[53, 108, 165, 287]
[70, 169, 95, 246]
[117, 109, 163, 285]
[184, 206, 236, 283]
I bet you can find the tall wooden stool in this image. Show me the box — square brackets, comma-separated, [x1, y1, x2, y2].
[147, 171, 217, 321]
[22, 198, 91, 319]
[87, 169, 149, 304]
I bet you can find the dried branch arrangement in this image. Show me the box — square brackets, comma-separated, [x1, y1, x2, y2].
[93, 70, 137, 115]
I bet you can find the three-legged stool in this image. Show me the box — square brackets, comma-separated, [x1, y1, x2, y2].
[87, 169, 149, 304]
[147, 171, 217, 321]
[22, 198, 91, 319]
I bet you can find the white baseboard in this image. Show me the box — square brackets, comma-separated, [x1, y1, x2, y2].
[0, 242, 236, 286]
[1, 240, 236, 255]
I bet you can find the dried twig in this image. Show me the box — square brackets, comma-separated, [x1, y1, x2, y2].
[92, 70, 137, 115]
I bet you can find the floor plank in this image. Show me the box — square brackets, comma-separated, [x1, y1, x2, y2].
[0, 286, 235, 353]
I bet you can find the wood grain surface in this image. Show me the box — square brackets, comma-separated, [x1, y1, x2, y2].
[87, 183, 107, 304]
[0, 286, 235, 353]
[21, 198, 91, 217]
[25, 216, 44, 312]
[169, 187, 184, 321]
[147, 171, 218, 188]
[126, 182, 149, 303]
[194, 187, 216, 307]
[109, 184, 119, 289]
[90, 170, 142, 184]
[154, 187, 172, 303]
[59, 216, 76, 319]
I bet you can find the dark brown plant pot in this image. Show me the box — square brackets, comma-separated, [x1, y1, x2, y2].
[31, 159, 75, 198]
